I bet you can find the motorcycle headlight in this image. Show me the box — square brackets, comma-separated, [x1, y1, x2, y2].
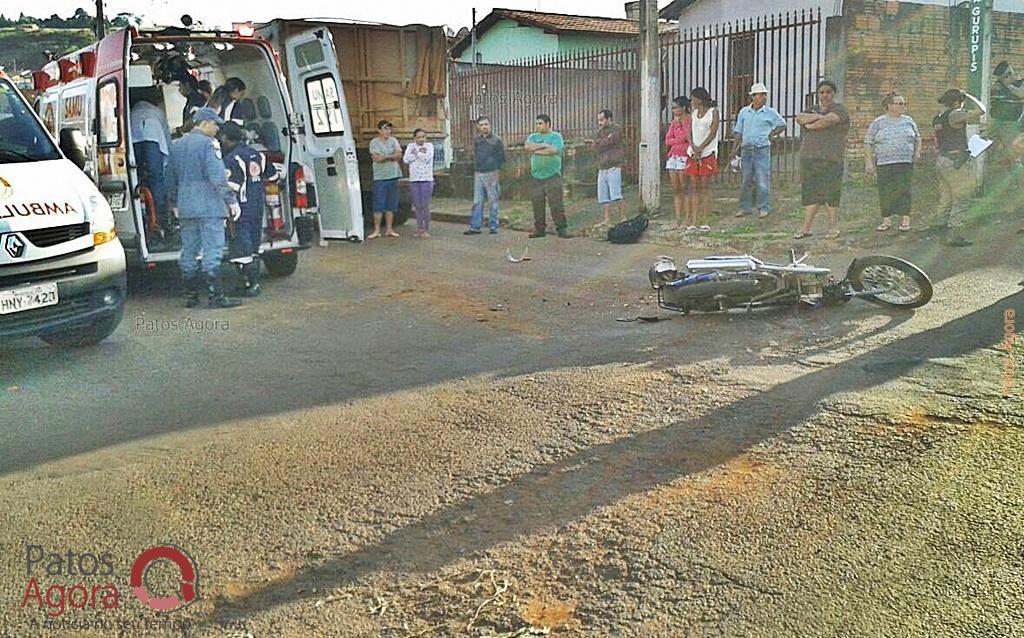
[87, 193, 118, 246]
[649, 257, 678, 289]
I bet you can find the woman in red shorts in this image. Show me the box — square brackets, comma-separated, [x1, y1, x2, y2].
[684, 87, 720, 233]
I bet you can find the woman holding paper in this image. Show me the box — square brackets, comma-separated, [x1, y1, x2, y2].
[932, 88, 986, 247]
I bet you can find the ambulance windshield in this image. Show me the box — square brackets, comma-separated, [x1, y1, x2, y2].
[0, 80, 61, 165]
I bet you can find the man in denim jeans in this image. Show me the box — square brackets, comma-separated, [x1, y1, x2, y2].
[730, 83, 786, 219]
[465, 116, 505, 235]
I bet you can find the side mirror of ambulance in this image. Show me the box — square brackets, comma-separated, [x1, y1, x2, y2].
[59, 128, 89, 172]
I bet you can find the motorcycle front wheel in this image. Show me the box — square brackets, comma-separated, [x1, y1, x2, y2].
[847, 255, 933, 309]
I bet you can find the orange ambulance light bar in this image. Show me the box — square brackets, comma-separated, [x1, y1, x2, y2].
[32, 71, 54, 91]
[79, 52, 97, 77]
[57, 59, 80, 83]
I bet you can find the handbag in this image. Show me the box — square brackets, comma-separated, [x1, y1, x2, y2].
[608, 214, 649, 244]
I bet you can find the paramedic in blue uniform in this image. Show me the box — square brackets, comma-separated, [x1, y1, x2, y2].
[220, 121, 279, 297]
[165, 107, 243, 309]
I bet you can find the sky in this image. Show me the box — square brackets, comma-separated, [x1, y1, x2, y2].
[2, 0, 670, 33]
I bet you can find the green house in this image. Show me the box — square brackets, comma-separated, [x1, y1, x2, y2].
[450, 8, 674, 65]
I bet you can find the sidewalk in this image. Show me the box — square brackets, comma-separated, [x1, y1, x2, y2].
[428, 167, 1005, 253]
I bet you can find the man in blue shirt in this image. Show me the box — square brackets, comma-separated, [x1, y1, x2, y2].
[730, 83, 787, 219]
[129, 87, 172, 237]
[465, 116, 506, 235]
[166, 107, 242, 309]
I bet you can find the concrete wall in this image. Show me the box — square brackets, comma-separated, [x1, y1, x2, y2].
[556, 33, 635, 54]
[675, 0, 838, 28]
[674, 0, 1024, 29]
[829, 0, 1024, 162]
[455, 20, 636, 64]
[459, 20, 559, 64]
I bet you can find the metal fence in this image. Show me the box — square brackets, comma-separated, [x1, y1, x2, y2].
[662, 9, 824, 181]
[449, 9, 823, 183]
[450, 47, 641, 177]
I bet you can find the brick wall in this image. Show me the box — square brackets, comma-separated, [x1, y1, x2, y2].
[827, 0, 1024, 164]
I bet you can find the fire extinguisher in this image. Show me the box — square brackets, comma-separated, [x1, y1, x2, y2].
[265, 178, 285, 237]
[139, 185, 163, 237]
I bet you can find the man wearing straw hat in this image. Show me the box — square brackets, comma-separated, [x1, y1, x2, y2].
[730, 82, 787, 219]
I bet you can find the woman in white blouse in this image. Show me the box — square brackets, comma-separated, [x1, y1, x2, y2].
[684, 87, 721, 233]
[404, 129, 435, 238]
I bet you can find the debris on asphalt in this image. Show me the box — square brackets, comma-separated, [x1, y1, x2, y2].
[506, 247, 531, 263]
[481, 627, 551, 638]
[616, 315, 668, 323]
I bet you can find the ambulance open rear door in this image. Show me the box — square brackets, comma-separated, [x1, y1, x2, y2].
[284, 28, 363, 242]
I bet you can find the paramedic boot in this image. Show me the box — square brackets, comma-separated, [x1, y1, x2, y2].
[206, 270, 243, 309]
[182, 273, 203, 308]
[243, 257, 262, 298]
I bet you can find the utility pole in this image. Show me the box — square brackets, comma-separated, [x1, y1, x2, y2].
[95, 0, 106, 39]
[638, 0, 660, 214]
[471, 8, 477, 69]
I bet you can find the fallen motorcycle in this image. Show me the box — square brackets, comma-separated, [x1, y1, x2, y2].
[648, 251, 933, 313]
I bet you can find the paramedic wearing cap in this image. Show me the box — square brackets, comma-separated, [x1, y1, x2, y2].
[221, 122, 279, 297]
[165, 107, 243, 309]
[730, 82, 786, 219]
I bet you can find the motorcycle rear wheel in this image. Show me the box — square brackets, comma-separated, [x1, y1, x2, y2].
[847, 255, 933, 309]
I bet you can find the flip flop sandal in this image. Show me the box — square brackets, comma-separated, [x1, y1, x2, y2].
[898, 222, 911, 232]
[792, 231, 813, 240]
[876, 223, 892, 231]
[824, 230, 841, 239]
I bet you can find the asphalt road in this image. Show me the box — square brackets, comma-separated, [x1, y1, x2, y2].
[1, 221, 1022, 636]
[1, 224, 838, 475]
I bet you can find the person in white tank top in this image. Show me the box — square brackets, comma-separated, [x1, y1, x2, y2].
[684, 87, 720, 232]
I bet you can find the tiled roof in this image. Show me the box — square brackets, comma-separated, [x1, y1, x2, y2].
[492, 9, 666, 35]
[450, 8, 675, 57]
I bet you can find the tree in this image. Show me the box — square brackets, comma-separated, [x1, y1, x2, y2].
[68, 8, 92, 28]
[111, 12, 142, 29]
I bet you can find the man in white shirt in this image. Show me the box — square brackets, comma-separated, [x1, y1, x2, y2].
[129, 87, 173, 234]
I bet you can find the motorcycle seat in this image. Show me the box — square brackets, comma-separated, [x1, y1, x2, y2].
[686, 256, 759, 272]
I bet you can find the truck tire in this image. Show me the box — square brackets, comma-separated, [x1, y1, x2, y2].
[41, 307, 124, 348]
[264, 251, 299, 277]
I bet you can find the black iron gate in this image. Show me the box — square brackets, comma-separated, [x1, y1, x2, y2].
[449, 9, 823, 183]
[662, 9, 824, 181]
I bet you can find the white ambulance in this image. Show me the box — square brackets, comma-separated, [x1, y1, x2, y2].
[0, 75, 126, 347]
[32, 23, 362, 278]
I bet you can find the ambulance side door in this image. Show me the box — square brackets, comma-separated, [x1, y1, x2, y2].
[284, 28, 363, 241]
[94, 29, 143, 258]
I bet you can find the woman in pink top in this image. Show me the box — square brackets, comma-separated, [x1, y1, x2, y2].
[664, 96, 692, 228]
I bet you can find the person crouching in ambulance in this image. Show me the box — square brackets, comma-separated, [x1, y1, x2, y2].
[219, 122, 279, 297]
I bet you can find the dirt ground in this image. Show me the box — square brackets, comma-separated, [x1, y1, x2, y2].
[1, 188, 1022, 637]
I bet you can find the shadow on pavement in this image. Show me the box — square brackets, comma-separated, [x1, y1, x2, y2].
[207, 289, 1023, 623]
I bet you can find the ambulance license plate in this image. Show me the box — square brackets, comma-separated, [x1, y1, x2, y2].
[0, 283, 59, 315]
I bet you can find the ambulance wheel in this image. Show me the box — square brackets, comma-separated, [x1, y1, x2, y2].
[41, 307, 124, 348]
[264, 251, 299, 277]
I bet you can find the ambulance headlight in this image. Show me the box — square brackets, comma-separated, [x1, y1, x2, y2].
[87, 193, 118, 246]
